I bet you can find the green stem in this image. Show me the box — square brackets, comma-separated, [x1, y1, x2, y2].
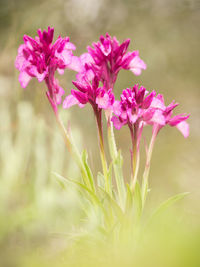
[95, 109, 111, 196]
[107, 116, 117, 157]
[141, 125, 159, 208]
[107, 117, 125, 207]
[129, 124, 140, 192]
[55, 114, 93, 190]
[46, 81, 94, 190]
[56, 115, 72, 152]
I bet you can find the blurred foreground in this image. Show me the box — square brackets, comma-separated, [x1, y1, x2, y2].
[0, 102, 199, 267]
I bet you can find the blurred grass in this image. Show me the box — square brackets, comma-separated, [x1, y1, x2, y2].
[0, 0, 200, 266]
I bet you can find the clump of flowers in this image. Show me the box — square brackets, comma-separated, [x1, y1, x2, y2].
[86, 33, 146, 88]
[15, 26, 78, 114]
[15, 28, 190, 239]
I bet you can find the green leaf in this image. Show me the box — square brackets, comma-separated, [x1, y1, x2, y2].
[133, 181, 142, 219]
[82, 150, 95, 192]
[54, 172, 98, 204]
[97, 172, 105, 189]
[150, 192, 190, 220]
[53, 172, 109, 222]
[141, 177, 148, 209]
[53, 171, 69, 188]
[107, 162, 113, 192]
[99, 187, 124, 223]
[125, 183, 133, 213]
[113, 150, 126, 207]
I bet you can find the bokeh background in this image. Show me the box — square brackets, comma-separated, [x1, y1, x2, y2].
[0, 0, 200, 266]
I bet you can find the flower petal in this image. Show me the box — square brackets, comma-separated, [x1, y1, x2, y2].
[176, 121, 190, 138]
[151, 110, 166, 125]
[128, 56, 147, 76]
[63, 94, 80, 109]
[67, 56, 83, 72]
[111, 116, 125, 130]
[19, 71, 32, 88]
[96, 92, 109, 109]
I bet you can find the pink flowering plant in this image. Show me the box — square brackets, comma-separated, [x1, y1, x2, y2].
[16, 27, 190, 239]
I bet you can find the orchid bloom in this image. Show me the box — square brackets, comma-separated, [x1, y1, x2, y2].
[15, 26, 77, 113]
[111, 84, 155, 189]
[63, 72, 114, 114]
[74, 33, 146, 90]
[88, 34, 146, 85]
[150, 94, 190, 138]
[111, 84, 156, 130]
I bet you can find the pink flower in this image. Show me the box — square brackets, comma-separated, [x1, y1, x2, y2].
[150, 94, 190, 138]
[63, 73, 114, 113]
[75, 54, 95, 83]
[96, 88, 114, 110]
[15, 27, 76, 88]
[15, 27, 77, 113]
[111, 85, 156, 130]
[83, 33, 146, 89]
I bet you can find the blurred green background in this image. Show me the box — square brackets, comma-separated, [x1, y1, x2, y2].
[0, 0, 200, 266]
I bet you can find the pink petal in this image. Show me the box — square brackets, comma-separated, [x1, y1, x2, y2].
[15, 45, 27, 70]
[142, 91, 156, 109]
[15, 55, 26, 71]
[128, 56, 147, 76]
[57, 68, 65, 75]
[80, 53, 94, 65]
[165, 101, 179, 114]
[111, 116, 124, 130]
[112, 100, 121, 116]
[63, 94, 85, 109]
[150, 96, 165, 110]
[151, 110, 166, 125]
[176, 121, 189, 138]
[28, 66, 46, 82]
[96, 92, 109, 109]
[56, 86, 65, 105]
[15, 52, 31, 72]
[100, 43, 111, 56]
[19, 71, 32, 88]
[67, 56, 83, 72]
[168, 114, 190, 126]
[56, 50, 72, 66]
[120, 110, 128, 120]
[63, 94, 79, 109]
[127, 109, 138, 124]
[142, 108, 155, 122]
[71, 90, 88, 104]
[65, 42, 76, 50]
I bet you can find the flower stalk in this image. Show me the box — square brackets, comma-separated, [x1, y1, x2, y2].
[107, 117, 126, 207]
[129, 123, 140, 192]
[54, 110, 94, 190]
[141, 125, 159, 208]
[94, 108, 111, 196]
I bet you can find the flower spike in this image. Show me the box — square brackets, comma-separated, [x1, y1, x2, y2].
[15, 27, 77, 113]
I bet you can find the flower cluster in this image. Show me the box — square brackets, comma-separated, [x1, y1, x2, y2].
[15, 28, 190, 194]
[15, 27, 77, 113]
[16, 27, 189, 137]
[111, 85, 189, 138]
[63, 33, 146, 115]
[87, 33, 146, 88]
[111, 85, 156, 130]
[63, 70, 114, 115]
